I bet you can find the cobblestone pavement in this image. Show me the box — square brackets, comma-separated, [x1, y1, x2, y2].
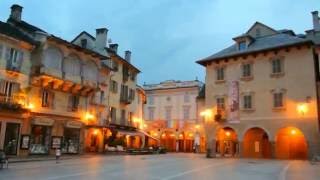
[0, 153, 319, 180]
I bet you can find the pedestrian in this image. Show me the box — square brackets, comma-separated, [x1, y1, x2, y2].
[55, 148, 61, 164]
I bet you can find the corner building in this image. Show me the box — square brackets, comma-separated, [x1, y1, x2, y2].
[197, 16, 320, 159]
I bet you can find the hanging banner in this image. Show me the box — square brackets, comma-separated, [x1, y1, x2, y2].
[228, 81, 240, 123]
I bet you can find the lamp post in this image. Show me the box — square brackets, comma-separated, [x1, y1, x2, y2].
[200, 109, 215, 158]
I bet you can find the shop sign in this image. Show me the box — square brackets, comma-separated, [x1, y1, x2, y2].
[51, 136, 62, 149]
[33, 117, 54, 126]
[66, 121, 83, 128]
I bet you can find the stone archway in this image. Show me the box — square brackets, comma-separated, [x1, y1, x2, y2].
[160, 131, 176, 152]
[216, 127, 238, 157]
[243, 127, 271, 158]
[275, 127, 308, 159]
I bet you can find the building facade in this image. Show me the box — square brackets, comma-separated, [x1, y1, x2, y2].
[0, 4, 148, 157]
[143, 80, 205, 152]
[197, 13, 320, 159]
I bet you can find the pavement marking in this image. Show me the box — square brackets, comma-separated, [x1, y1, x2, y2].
[161, 161, 232, 180]
[278, 162, 291, 180]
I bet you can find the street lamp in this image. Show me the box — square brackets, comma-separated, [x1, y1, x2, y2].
[297, 103, 308, 115]
[200, 109, 214, 158]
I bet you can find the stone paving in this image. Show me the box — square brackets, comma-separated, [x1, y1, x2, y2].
[0, 153, 319, 180]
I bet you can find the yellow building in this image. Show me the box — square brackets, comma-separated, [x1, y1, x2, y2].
[197, 18, 320, 159]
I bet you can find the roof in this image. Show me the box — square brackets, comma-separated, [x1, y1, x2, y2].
[106, 47, 141, 73]
[70, 31, 95, 43]
[48, 35, 108, 60]
[144, 80, 203, 91]
[0, 21, 37, 45]
[7, 17, 46, 33]
[197, 32, 313, 65]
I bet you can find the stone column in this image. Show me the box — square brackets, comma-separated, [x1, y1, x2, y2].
[237, 141, 243, 158]
[270, 141, 276, 159]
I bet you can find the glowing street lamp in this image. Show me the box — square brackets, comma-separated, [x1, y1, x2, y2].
[291, 129, 297, 135]
[297, 103, 308, 115]
[225, 131, 231, 137]
[85, 112, 94, 121]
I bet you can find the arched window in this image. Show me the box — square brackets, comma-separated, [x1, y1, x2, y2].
[43, 47, 63, 70]
[63, 55, 81, 76]
[83, 60, 98, 81]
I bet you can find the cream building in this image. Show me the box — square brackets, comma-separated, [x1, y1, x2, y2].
[143, 80, 205, 152]
[197, 13, 320, 159]
[0, 4, 111, 156]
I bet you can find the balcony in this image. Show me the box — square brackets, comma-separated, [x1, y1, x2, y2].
[120, 96, 132, 105]
[0, 95, 28, 113]
[31, 66, 97, 96]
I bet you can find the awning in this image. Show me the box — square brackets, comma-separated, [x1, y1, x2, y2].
[117, 130, 143, 137]
[139, 130, 159, 142]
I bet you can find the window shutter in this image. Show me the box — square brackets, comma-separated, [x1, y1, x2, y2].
[0, 79, 6, 95]
[5, 47, 11, 69]
[50, 91, 55, 109]
[17, 51, 23, 71]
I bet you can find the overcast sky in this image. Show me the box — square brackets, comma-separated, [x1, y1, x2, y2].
[0, 0, 319, 85]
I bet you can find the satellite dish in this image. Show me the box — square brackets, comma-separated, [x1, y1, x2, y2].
[108, 38, 112, 44]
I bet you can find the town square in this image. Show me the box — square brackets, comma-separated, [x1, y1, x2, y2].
[0, 0, 320, 179]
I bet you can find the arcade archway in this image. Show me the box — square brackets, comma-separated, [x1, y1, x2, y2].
[216, 127, 238, 157]
[243, 127, 271, 158]
[275, 127, 308, 159]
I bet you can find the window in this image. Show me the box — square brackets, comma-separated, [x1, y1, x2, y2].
[131, 72, 136, 81]
[122, 66, 129, 82]
[184, 94, 190, 103]
[110, 80, 118, 93]
[120, 84, 129, 102]
[112, 61, 119, 71]
[165, 106, 172, 121]
[273, 92, 284, 108]
[110, 107, 116, 123]
[68, 95, 79, 111]
[216, 67, 225, 81]
[271, 58, 283, 74]
[216, 97, 225, 110]
[120, 109, 126, 125]
[238, 41, 246, 51]
[5, 47, 23, 71]
[148, 107, 155, 120]
[42, 89, 54, 108]
[0, 81, 20, 103]
[242, 63, 252, 78]
[129, 89, 135, 101]
[243, 95, 252, 109]
[100, 91, 105, 104]
[80, 39, 87, 48]
[183, 106, 190, 120]
[148, 96, 154, 105]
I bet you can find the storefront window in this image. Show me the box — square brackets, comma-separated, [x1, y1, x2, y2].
[62, 128, 80, 154]
[4, 123, 20, 155]
[30, 125, 51, 154]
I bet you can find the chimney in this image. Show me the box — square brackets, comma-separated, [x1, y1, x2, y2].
[95, 28, 108, 51]
[10, 4, 23, 22]
[312, 11, 320, 31]
[109, 43, 118, 53]
[125, 50, 131, 62]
